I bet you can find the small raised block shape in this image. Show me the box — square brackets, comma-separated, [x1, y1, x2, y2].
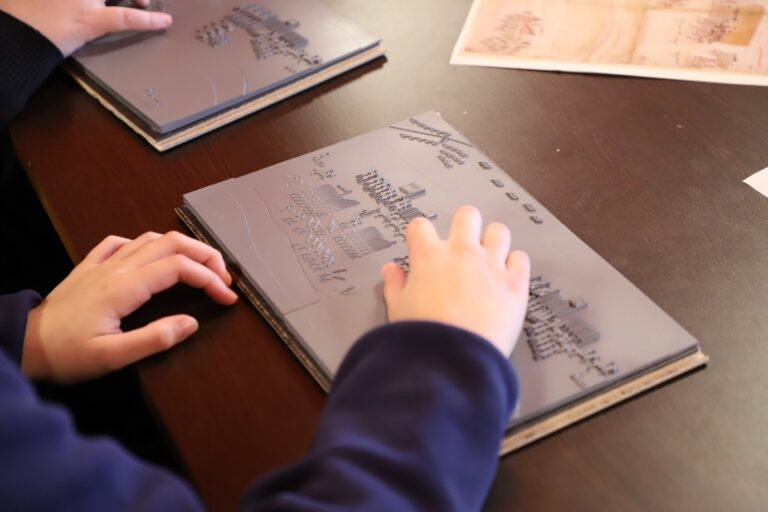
[399, 183, 426, 199]
[523, 203, 536, 212]
[569, 297, 588, 311]
[491, 179, 504, 188]
[530, 216, 543, 224]
[479, 161, 492, 169]
[506, 192, 519, 201]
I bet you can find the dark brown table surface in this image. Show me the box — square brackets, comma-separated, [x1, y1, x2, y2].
[10, 1, 768, 510]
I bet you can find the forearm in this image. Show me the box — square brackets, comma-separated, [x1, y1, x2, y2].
[0, 351, 204, 511]
[242, 321, 519, 511]
[0, 10, 63, 129]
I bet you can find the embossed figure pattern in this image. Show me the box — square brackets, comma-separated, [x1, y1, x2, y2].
[74, 0, 381, 133]
[183, 112, 699, 428]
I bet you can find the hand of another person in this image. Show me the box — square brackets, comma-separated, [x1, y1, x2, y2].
[381, 206, 531, 357]
[22, 231, 238, 383]
[0, 0, 172, 56]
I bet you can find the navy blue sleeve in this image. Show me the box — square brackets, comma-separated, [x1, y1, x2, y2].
[0, 348, 205, 511]
[0, 10, 63, 129]
[0, 292, 204, 510]
[0, 290, 42, 364]
[241, 321, 519, 512]
[1, 313, 516, 510]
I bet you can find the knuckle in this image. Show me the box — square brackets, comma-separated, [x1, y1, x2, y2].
[421, 243, 442, 260]
[168, 253, 190, 268]
[164, 230, 186, 243]
[453, 239, 482, 256]
[120, 8, 138, 27]
[163, 231, 197, 253]
[158, 231, 181, 247]
[107, 275, 146, 303]
[488, 221, 508, 231]
[211, 251, 227, 268]
[135, 231, 161, 244]
[156, 325, 178, 350]
[97, 345, 123, 373]
[488, 222, 510, 237]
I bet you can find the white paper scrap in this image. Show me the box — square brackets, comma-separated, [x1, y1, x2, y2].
[744, 167, 768, 198]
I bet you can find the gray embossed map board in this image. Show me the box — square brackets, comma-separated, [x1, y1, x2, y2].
[72, 0, 383, 147]
[180, 112, 706, 448]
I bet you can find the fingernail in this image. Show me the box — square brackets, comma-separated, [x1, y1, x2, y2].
[227, 288, 239, 303]
[180, 317, 199, 336]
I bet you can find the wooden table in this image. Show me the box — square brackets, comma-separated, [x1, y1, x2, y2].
[10, 1, 768, 510]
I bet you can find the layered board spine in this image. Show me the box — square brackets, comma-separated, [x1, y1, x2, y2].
[176, 206, 332, 391]
[68, 45, 384, 152]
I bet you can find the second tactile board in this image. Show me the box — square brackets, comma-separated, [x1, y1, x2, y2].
[74, 0, 381, 134]
[183, 111, 701, 428]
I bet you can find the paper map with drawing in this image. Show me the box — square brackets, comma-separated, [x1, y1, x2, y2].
[451, 0, 768, 85]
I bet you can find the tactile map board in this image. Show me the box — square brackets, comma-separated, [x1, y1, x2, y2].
[72, 0, 382, 136]
[180, 112, 706, 449]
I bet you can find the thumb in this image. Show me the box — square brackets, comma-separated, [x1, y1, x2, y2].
[90, 7, 172, 36]
[381, 262, 407, 317]
[97, 315, 198, 371]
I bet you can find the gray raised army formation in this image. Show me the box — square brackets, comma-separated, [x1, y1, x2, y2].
[73, 0, 381, 133]
[182, 112, 701, 429]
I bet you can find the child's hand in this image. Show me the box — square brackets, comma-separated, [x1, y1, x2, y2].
[381, 206, 530, 357]
[22, 231, 237, 382]
[0, 0, 172, 56]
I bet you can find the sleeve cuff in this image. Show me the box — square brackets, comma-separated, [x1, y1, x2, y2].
[0, 10, 64, 127]
[336, 320, 519, 416]
[0, 290, 42, 365]
[241, 321, 519, 511]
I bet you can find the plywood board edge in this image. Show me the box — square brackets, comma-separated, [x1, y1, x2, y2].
[68, 71, 163, 150]
[175, 207, 332, 392]
[69, 45, 385, 152]
[500, 349, 709, 455]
